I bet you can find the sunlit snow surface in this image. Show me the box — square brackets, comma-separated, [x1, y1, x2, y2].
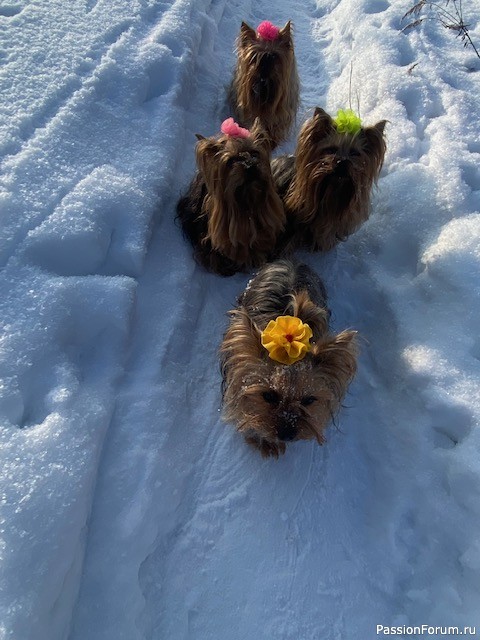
[1, 0, 480, 638]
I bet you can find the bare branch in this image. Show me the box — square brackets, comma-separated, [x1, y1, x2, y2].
[402, 0, 480, 60]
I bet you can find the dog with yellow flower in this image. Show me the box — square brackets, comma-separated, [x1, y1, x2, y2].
[220, 260, 358, 457]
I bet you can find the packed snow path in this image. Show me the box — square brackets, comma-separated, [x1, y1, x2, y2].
[1, 0, 480, 638]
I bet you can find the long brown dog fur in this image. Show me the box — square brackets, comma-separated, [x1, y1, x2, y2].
[272, 107, 387, 252]
[220, 260, 358, 457]
[176, 119, 286, 276]
[228, 21, 300, 150]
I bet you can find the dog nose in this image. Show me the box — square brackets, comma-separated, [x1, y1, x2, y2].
[333, 157, 349, 177]
[259, 52, 277, 76]
[276, 422, 299, 442]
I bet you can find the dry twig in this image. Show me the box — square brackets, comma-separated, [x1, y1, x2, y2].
[402, 0, 480, 59]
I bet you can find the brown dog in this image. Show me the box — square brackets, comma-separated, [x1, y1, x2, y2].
[272, 107, 387, 252]
[177, 118, 286, 276]
[228, 20, 299, 150]
[220, 259, 358, 457]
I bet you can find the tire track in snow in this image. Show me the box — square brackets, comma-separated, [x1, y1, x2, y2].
[0, 0, 179, 269]
[67, 1, 246, 638]
[1, 20, 133, 159]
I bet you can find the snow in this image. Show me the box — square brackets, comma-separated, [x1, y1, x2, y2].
[1, 0, 480, 638]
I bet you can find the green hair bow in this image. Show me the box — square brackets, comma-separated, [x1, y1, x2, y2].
[333, 109, 362, 135]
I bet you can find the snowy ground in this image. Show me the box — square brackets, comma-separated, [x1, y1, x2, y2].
[1, 0, 480, 638]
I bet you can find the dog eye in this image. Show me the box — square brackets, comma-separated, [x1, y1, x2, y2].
[301, 396, 316, 406]
[225, 156, 237, 167]
[262, 390, 280, 404]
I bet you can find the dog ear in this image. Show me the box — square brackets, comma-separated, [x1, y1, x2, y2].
[195, 137, 219, 174]
[250, 117, 270, 150]
[311, 330, 358, 387]
[290, 290, 329, 334]
[279, 20, 292, 41]
[195, 136, 217, 151]
[313, 107, 334, 128]
[221, 309, 265, 368]
[311, 107, 336, 137]
[373, 120, 387, 136]
[362, 121, 387, 168]
[363, 120, 387, 142]
[239, 21, 256, 45]
[313, 106, 332, 122]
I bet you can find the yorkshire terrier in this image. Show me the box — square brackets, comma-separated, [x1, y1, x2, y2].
[228, 20, 300, 150]
[220, 259, 358, 458]
[272, 107, 387, 252]
[177, 117, 285, 276]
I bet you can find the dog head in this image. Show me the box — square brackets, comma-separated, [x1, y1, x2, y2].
[195, 118, 273, 200]
[221, 295, 357, 454]
[235, 21, 295, 111]
[287, 107, 386, 233]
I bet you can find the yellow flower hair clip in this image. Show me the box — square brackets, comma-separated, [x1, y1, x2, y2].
[261, 315, 313, 365]
[333, 109, 362, 135]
